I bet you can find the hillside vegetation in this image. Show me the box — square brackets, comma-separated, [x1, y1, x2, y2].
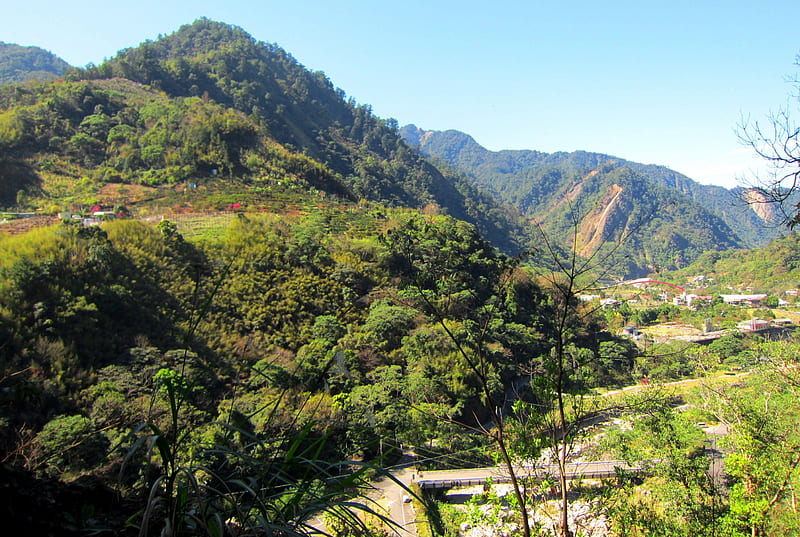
[2, 18, 800, 537]
[0, 42, 70, 85]
[660, 231, 800, 294]
[0, 204, 643, 533]
[0, 77, 350, 206]
[0, 19, 524, 253]
[401, 126, 780, 275]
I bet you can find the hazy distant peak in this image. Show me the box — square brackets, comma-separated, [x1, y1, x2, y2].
[0, 42, 71, 85]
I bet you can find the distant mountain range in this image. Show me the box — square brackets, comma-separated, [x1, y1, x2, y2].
[401, 126, 782, 275]
[0, 19, 784, 278]
[0, 42, 70, 84]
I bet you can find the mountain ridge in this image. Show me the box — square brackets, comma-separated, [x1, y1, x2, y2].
[401, 125, 765, 276]
[0, 19, 526, 253]
[401, 125, 779, 249]
[78, 19, 528, 252]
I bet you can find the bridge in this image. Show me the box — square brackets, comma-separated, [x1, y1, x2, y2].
[415, 460, 643, 490]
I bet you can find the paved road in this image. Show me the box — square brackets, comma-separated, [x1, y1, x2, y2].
[415, 460, 642, 490]
[371, 465, 417, 536]
[307, 463, 417, 537]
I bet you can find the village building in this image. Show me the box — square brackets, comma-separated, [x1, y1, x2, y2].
[719, 294, 768, 306]
[737, 318, 771, 332]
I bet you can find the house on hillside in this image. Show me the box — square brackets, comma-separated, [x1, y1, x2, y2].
[622, 324, 641, 340]
[92, 211, 117, 220]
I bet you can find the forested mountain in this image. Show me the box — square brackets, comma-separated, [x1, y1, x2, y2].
[64, 19, 525, 252]
[0, 19, 523, 252]
[401, 126, 752, 276]
[0, 42, 70, 85]
[660, 231, 800, 294]
[400, 126, 778, 247]
[616, 162, 782, 247]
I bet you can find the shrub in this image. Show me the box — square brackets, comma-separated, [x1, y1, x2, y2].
[32, 414, 108, 476]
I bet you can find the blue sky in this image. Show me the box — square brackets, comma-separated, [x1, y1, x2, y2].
[2, 0, 798, 188]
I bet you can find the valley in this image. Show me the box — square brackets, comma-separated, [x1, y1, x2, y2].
[1, 17, 799, 537]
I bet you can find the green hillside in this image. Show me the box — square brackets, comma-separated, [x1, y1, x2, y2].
[69, 18, 525, 252]
[0, 205, 641, 533]
[0, 42, 71, 85]
[0, 20, 524, 253]
[401, 126, 779, 247]
[401, 127, 746, 276]
[660, 231, 800, 294]
[0, 77, 354, 206]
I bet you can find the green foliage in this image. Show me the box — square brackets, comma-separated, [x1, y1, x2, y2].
[32, 414, 108, 477]
[663, 232, 800, 296]
[153, 367, 194, 398]
[382, 214, 505, 307]
[704, 362, 800, 536]
[361, 300, 416, 351]
[0, 79, 279, 188]
[0, 207, 535, 495]
[0, 42, 70, 85]
[600, 392, 722, 536]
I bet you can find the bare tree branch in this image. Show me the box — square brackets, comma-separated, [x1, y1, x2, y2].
[737, 55, 800, 227]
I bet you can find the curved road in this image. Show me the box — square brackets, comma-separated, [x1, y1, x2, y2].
[363, 376, 740, 536]
[370, 465, 417, 536]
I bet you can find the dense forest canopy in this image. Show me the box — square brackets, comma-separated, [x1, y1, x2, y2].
[0, 207, 639, 533]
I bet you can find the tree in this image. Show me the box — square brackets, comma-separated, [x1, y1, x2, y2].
[31, 414, 109, 477]
[600, 392, 722, 537]
[383, 212, 656, 537]
[504, 191, 668, 536]
[738, 53, 800, 227]
[702, 348, 800, 537]
[382, 214, 536, 537]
